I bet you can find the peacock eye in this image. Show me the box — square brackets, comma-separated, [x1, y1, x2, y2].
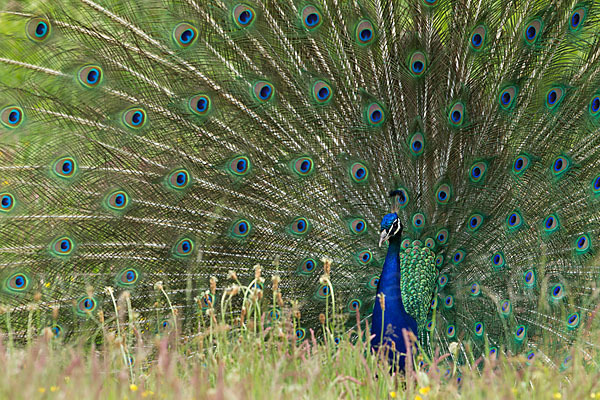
[491, 251, 505, 268]
[312, 81, 332, 104]
[575, 233, 591, 253]
[551, 283, 564, 301]
[470, 25, 486, 50]
[570, 8, 586, 31]
[51, 325, 62, 338]
[435, 184, 451, 204]
[253, 81, 274, 102]
[366, 102, 385, 126]
[122, 107, 147, 129]
[301, 6, 322, 30]
[446, 324, 456, 338]
[506, 211, 523, 229]
[356, 20, 375, 45]
[357, 250, 372, 265]
[6, 273, 29, 292]
[444, 295, 454, 308]
[117, 268, 139, 286]
[469, 161, 487, 182]
[515, 325, 527, 341]
[298, 258, 317, 275]
[448, 102, 465, 126]
[350, 162, 369, 182]
[524, 19, 542, 44]
[349, 218, 367, 234]
[501, 299, 511, 316]
[290, 217, 310, 235]
[189, 94, 211, 115]
[412, 213, 426, 229]
[51, 236, 74, 256]
[233, 4, 256, 28]
[1, 106, 24, 129]
[26, 17, 51, 41]
[347, 299, 361, 312]
[229, 156, 251, 176]
[467, 214, 484, 232]
[78, 65, 103, 88]
[231, 219, 251, 238]
[76, 296, 98, 316]
[173, 23, 198, 47]
[408, 52, 427, 77]
[0, 193, 15, 213]
[168, 168, 191, 189]
[551, 156, 570, 176]
[173, 238, 194, 257]
[296, 328, 306, 340]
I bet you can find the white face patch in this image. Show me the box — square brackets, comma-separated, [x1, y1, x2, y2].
[379, 218, 403, 247]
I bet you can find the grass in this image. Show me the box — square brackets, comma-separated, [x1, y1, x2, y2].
[0, 267, 599, 400]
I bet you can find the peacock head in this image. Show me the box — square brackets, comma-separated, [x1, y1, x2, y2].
[379, 213, 403, 247]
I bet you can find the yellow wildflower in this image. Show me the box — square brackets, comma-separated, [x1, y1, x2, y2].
[389, 392, 396, 399]
[38, 388, 46, 394]
[415, 396, 423, 400]
[419, 386, 431, 395]
[50, 386, 59, 392]
[130, 384, 138, 392]
[553, 393, 562, 399]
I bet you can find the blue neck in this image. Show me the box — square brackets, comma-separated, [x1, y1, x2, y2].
[370, 237, 418, 370]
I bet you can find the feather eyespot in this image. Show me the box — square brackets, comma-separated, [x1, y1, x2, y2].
[436, 229, 448, 244]
[412, 213, 426, 229]
[446, 324, 456, 338]
[229, 156, 251, 176]
[117, 268, 139, 286]
[422, 0, 438, 6]
[431, 297, 438, 309]
[435, 184, 451, 205]
[292, 157, 314, 176]
[357, 250, 372, 265]
[27, 17, 51, 41]
[468, 214, 484, 232]
[575, 233, 590, 253]
[451, 250, 465, 265]
[106, 190, 129, 211]
[6, 273, 29, 292]
[173, 238, 194, 257]
[356, 20, 375, 45]
[0, 193, 15, 213]
[593, 175, 600, 194]
[424, 237, 435, 249]
[426, 320, 433, 331]
[301, 6, 322, 30]
[491, 252, 505, 268]
[76, 296, 98, 316]
[168, 169, 190, 190]
[296, 328, 306, 341]
[409, 132, 425, 157]
[53, 157, 77, 179]
[514, 325, 527, 341]
[489, 348, 498, 357]
[499, 86, 518, 110]
[290, 217, 310, 235]
[526, 351, 536, 364]
[316, 284, 331, 299]
[506, 211, 523, 229]
[367, 275, 379, 290]
[469, 162, 487, 183]
[401, 238, 411, 249]
[470, 282, 481, 296]
[298, 258, 317, 275]
[448, 102, 465, 126]
[543, 214, 559, 233]
[546, 87, 564, 109]
[366, 103, 385, 126]
[173, 23, 198, 47]
[524, 269, 536, 288]
[231, 219, 251, 238]
[233, 4, 255, 28]
[474, 322, 484, 336]
[590, 96, 600, 116]
[51, 236, 74, 257]
[1, 106, 24, 129]
[438, 274, 448, 287]
[122, 108, 147, 129]
[512, 154, 531, 175]
[312, 81, 332, 104]
[501, 299, 511, 316]
[350, 162, 369, 183]
[444, 295, 454, 309]
[349, 218, 367, 235]
[566, 312, 580, 329]
[51, 325, 62, 338]
[78, 65, 103, 88]
[470, 25, 486, 51]
[253, 81, 274, 102]
[347, 299, 361, 312]
[408, 52, 427, 77]
[570, 8, 586, 31]
[551, 156, 570, 176]
[435, 254, 444, 268]
[524, 19, 542, 44]
[200, 293, 215, 309]
[189, 94, 211, 116]
[551, 283, 564, 301]
[394, 187, 409, 208]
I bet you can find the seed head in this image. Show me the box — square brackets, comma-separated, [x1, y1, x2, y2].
[319, 313, 326, 325]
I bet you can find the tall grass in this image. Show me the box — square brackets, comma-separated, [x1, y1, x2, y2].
[0, 267, 599, 400]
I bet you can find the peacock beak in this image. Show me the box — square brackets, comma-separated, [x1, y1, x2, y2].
[379, 229, 391, 247]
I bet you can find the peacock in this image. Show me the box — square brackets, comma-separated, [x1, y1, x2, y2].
[1, 0, 600, 372]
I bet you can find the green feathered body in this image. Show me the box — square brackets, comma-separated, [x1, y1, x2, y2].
[0, 0, 600, 369]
